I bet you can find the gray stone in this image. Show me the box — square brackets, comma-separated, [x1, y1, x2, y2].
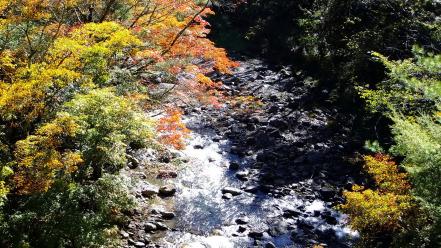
[141, 185, 159, 198]
[248, 231, 264, 239]
[236, 170, 249, 181]
[161, 211, 176, 220]
[145, 223, 157, 232]
[159, 185, 176, 197]
[134, 241, 146, 247]
[222, 193, 233, 200]
[235, 217, 249, 225]
[156, 170, 178, 179]
[127, 155, 140, 169]
[221, 187, 242, 196]
[120, 230, 130, 238]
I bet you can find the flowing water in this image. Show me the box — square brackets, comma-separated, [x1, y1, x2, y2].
[153, 59, 360, 247]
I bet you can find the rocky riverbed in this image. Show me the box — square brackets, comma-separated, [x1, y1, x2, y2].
[119, 58, 363, 247]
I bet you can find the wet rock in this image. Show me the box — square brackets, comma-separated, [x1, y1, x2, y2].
[297, 220, 314, 230]
[158, 154, 171, 163]
[222, 193, 233, 200]
[161, 211, 176, 220]
[248, 231, 264, 239]
[269, 220, 289, 236]
[155, 222, 168, 230]
[134, 241, 146, 247]
[145, 223, 157, 232]
[322, 211, 338, 225]
[243, 185, 259, 193]
[230, 146, 244, 155]
[159, 185, 176, 197]
[127, 155, 140, 169]
[319, 187, 335, 200]
[229, 161, 240, 170]
[265, 242, 276, 248]
[269, 118, 288, 130]
[120, 230, 130, 238]
[141, 185, 159, 198]
[238, 226, 247, 233]
[235, 217, 249, 225]
[221, 187, 242, 196]
[156, 170, 178, 179]
[212, 136, 222, 142]
[235, 170, 249, 181]
[193, 144, 204, 149]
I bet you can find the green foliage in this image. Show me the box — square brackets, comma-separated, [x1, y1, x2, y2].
[360, 47, 441, 115]
[1, 174, 135, 248]
[358, 48, 441, 246]
[364, 140, 384, 153]
[11, 87, 154, 193]
[214, 0, 440, 101]
[63, 88, 154, 179]
[0, 1, 235, 247]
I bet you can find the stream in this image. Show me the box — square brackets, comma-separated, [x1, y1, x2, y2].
[124, 58, 361, 248]
[159, 59, 359, 247]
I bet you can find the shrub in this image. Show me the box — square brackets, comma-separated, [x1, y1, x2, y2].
[355, 48, 441, 246]
[13, 88, 155, 193]
[340, 155, 414, 246]
[1, 174, 135, 248]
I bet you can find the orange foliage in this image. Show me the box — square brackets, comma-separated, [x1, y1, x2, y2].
[156, 108, 190, 150]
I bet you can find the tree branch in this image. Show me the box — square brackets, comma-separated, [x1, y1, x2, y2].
[161, 0, 211, 56]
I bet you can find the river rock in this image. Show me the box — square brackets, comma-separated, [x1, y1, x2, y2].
[243, 185, 259, 193]
[236, 170, 249, 181]
[222, 193, 233, 200]
[161, 211, 176, 220]
[221, 187, 242, 196]
[120, 230, 130, 238]
[134, 241, 146, 247]
[159, 185, 176, 197]
[265, 242, 276, 248]
[194, 144, 204, 149]
[127, 155, 140, 169]
[319, 187, 334, 200]
[235, 217, 249, 225]
[145, 222, 157, 232]
[229, 161, 240, 170]
[156, 170, 178, 179]
[141, 185, 159, 198]
[155, 222, 168, 230]
[238, 226, 247, 233]
[248, 231, 264, 239]
[283, 208, 302, 218]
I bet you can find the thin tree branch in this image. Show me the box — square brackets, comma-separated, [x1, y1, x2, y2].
[161, 0, 211, 56]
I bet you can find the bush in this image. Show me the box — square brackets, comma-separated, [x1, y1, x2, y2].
[340, 155, 414, 246]
[355, 47, 441, 246]
[13, 88, 155, 193]
[1, 174, 135, 248]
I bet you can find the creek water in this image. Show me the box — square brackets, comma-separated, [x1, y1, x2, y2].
[155, 60, 359, 248]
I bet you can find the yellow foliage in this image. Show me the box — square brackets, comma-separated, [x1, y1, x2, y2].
[363, 154, 410, 194]
[0, 0, 237, 197]
[340, 154, 413, 237]
[14, 115, 82, 194]
[342, 188, 412, 232]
